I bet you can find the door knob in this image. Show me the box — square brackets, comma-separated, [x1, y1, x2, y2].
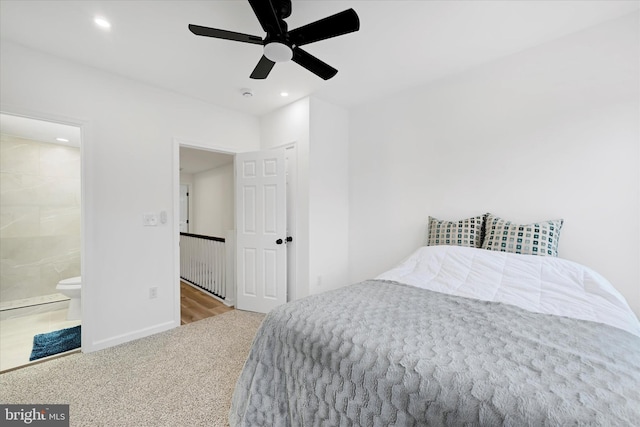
[276, 239, 283, 245]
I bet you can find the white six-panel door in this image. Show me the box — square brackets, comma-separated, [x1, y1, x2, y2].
[235, 148, 287, 313]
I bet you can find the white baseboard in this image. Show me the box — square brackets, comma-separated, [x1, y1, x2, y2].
[83, 320, 178, 353]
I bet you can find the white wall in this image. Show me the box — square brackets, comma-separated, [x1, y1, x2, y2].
[348, 13, 640, 317]
[0, 41, 260, 351]
[308, 98, 350, 294]
[191, 163, 234, 238]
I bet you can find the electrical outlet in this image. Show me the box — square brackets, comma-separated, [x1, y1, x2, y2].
[143, 213, 158, 226]
[149, 287, 158, 299]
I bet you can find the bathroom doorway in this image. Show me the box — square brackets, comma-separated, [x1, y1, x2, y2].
[0, 113, 83, 371]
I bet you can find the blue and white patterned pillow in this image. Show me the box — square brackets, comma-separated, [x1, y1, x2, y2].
[482, 214, 563, 257]
[427, 215, 485, 248]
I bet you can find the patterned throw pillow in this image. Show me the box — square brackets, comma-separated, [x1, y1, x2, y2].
[427, 215, 485, 248]
[482, 214, 563, 257]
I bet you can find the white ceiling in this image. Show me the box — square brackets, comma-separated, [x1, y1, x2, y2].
[0, 1, 638, 117]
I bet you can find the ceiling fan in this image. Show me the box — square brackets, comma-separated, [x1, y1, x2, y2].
[188, 0, 360, 80]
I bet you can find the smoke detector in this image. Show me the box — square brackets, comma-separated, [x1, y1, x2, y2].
[241, 88, 253, 98]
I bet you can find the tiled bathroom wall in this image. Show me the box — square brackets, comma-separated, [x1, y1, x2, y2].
[0, 134, 81, 304]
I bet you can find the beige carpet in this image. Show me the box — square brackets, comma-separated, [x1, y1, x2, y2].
[0, 310, 265, 426]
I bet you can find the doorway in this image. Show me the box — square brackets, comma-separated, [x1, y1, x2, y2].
[0, 113, 83, 371]
[174, 140, 297, 320]
[176, 143, 236, 325]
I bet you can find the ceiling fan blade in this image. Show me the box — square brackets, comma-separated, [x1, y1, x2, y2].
[292, 47, 337, 80]
[250, 55, 276, 79]
[188, 24, 263, 45]
[289, 9, 360, 47]
[248, 0, 283, 35]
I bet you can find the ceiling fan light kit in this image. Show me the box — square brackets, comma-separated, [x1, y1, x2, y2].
[189, 0, 360, 80]
[264, 42, 293, 63]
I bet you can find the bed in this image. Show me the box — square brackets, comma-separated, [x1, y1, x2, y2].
[229, 245, 640, 426]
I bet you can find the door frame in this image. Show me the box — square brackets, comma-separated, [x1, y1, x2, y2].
[283, 143, 298, 302]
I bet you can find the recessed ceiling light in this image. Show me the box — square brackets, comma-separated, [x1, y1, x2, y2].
[280, 92, 289, 97]
[56, 137, 69, 142]
[94, 17, 111, 29]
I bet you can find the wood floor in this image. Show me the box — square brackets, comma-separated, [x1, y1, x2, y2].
[180, 281, 233, 325]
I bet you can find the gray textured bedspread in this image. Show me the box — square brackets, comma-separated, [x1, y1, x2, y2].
[230, 280, 640, 426]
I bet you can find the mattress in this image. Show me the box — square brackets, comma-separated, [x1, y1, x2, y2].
[377, 245, 640, 337]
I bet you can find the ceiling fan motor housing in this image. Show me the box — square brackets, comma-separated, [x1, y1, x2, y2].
[273, 0, 292, 20]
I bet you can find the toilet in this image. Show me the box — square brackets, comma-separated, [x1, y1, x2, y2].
[56, 276, 82, 320]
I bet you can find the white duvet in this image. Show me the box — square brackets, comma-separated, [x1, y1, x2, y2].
[377, 245, 640, 337]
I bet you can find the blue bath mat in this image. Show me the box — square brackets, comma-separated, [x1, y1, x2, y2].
[30, 325, 81, 361]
